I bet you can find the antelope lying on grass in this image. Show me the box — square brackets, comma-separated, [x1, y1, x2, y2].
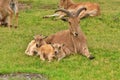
[25, 35, 46, 56]
[43, 0, 100, 19]
[25, 35, 66, 62]
[45, 7, 95, 60]
[0, 0, 18, 28]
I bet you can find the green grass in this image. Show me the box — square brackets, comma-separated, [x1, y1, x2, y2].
[0, 0, 120, 80]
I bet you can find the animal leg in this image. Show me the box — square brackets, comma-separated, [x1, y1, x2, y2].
[81, 47, 95, 60]
[79, 11, 89, 19]
[43, 13, 60, 18]
[48, 54, 54, 62]
[7, 7, 14, 29]
[14, 12, 18, 28]
[14, 4, 19, 28]
[40, 53, 45, 61]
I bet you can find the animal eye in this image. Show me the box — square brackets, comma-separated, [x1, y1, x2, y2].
[59, 47, 61, 49]
[69, 21, 71, 25]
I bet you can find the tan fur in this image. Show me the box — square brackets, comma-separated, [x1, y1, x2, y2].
[59, 0, 100, 19]
[25, 34, 66, 62]
[0, 0, 18, 28]
[25, 35, 46, 56]
[52, 43, 66, 61]
[37, 44, 55, 62]
[34, 35, 47, 47]
[34, 35, 65, 62]
[43, 0, 100, 19]
[45, 8, 94, 59]
[25, 40, 37, 56]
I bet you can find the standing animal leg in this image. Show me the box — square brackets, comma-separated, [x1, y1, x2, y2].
[14, 12, 18, 28]
[14, 4, 19, 28]
[7, 7, 14, 29]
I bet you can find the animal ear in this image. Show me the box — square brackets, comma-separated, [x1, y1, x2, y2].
[40, 34, 45, 39]
[43, 36, 48, 39]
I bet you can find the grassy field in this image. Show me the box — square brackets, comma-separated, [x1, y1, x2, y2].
[0, 0, 120, 80]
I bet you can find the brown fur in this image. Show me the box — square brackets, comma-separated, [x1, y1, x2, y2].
[0, 0, 18, 28]
[45, 8, 94, 59]
[52, 43, 66, 61]
[37, 44, 55, 62]
[59, 0, 100, 19]
[43, 0, 100, 19]
[25, 35, 46, 56]
[34, 35, 66, 62]
[25, 34, 66, 62]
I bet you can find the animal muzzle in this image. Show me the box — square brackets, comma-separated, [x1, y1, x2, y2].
[73, 32, 78, 36]
[54, 51, 58, 55]
[36, 44, 40, 48]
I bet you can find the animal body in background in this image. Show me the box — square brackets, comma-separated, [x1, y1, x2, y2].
[0, 0, 19, 28]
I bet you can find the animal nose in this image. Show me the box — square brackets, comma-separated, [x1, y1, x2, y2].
[75, 33, 78, 36]
[36, 44, 39, 47]
[55, 51, 58, 55]
[73, 32, 78, 36]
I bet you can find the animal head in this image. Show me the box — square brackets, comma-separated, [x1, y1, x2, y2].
[52, 43, 64, 55]
[34, 34, 47, 47]
[10, 0, 18, 9]
[55, 7, 86, 36]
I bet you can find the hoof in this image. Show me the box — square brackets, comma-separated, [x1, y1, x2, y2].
[9, 25, 12, 28]
[14, 26, 17, 28]
[4, 23, 8, 27]
[43, 16, 49, 18]
[88, 55, 95, 60]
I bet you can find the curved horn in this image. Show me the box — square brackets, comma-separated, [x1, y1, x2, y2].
[55, 9, 73, 17]
[75, 7, 87, 17]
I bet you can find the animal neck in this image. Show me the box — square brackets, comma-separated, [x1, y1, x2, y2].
[69, 24, 80, 36]
[65, 0, 75, 9]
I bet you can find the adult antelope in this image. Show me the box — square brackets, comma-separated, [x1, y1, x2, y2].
[0, 0, 18, 28]
[43, 0, 100, 19]
[45, 7, 95, 60]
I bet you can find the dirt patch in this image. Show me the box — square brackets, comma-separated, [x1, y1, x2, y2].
[0, 73, 48, 80]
